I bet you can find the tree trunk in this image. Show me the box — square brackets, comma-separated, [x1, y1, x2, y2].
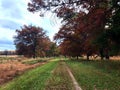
[33, 46, 36, 58]
[87, 54, 89, 60]
[99, 48, 104, 60]
[105, 54, 109, 60]
[76, 56, 78, 60]
[33, 38, 37, 58]
[105, 48, 110, 60]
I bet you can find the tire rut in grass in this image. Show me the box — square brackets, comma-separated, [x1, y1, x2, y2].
[45, 60, 74, 90]
[65, 63, 82, 90]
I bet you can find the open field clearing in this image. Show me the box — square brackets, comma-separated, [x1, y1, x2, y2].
[66, 59, 120, 90]
[0, 59, 58, 90]
[0, 58, 79, 90]
[0, 57, 48, 85]
[0, 57, 120, 90]
[0, 56, 27, 63]
[110, 56, 120, 60]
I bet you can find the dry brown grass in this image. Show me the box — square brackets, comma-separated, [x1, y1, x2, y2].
[110, 56, 120, 60]
[0, 60, 46, 85]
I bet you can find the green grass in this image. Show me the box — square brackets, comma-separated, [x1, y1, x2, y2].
[45, 60, 74, 90]
[2, 57, 119, 90]
[66, 59, 120, 90]
[0, 59, 58, 90]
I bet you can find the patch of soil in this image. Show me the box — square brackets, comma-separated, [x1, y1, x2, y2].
[0, 61, 46, 85]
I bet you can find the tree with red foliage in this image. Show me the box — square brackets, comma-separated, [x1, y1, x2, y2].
[14, 25, 50, 58]
[54, 7, 106, 59]
[28, 0, 120, 60]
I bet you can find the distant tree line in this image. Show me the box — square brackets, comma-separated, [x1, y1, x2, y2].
[0, 50, 16, 56]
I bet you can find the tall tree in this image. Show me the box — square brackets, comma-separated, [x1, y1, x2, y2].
[46, 42, 59, 57]
[14, 25, 49, 58]
[28, 0, 120, 59]
[105, 0, 120, 55]
[95, 0, 120, 58]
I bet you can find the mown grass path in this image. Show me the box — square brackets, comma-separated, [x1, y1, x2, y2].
[0, 59, 58, 90]
[45, 60, 77, 90]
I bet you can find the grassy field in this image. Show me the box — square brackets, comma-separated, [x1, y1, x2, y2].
[0, 57, 120, 90]
[45, 60, 74, 90]
[0, 59, 58, 90]
[0, 58, 75, 90]
[66, 59, 120, 90]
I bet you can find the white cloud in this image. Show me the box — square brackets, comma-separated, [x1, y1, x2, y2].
[0, 28, 16, 40]
[0, 0, 61, 50]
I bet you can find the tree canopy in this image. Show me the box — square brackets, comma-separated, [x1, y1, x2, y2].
[14, 25, 50, 58]
[28, 0, 120, 59]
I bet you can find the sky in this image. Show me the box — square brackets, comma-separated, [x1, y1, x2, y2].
[0, 0, 61, 51]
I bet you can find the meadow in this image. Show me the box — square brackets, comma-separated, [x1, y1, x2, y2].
[0, 57, 120, 90]
[0, 58, 58, 90]
[0, 56, 48, 85]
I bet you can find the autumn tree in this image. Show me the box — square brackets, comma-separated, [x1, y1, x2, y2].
[46, 42, 59, 57]
[95, 0, 120, 58]
[28, 0, 120, 59]
[14, 25, 50, 58]
[54, 8, 107, 59]
[106, 0, 120, 55]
